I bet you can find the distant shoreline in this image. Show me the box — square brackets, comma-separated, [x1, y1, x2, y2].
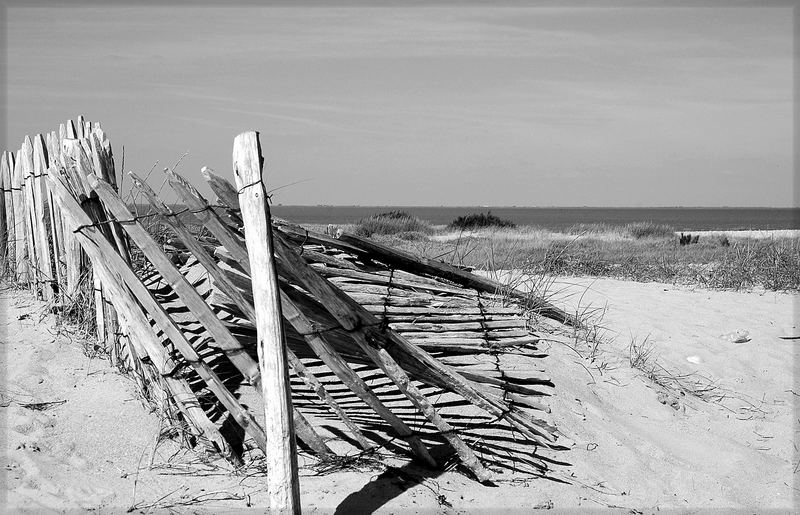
[270, 205, 799, 231]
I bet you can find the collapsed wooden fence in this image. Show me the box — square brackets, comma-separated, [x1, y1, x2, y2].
[1, 117, 576, 510]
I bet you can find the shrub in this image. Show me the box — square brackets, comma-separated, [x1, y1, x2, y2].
[624, 222, 676, 239]
[353, 210, 433, 238]
[449, 211, 516, 230]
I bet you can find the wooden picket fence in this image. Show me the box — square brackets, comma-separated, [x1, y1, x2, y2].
[1, 116, 575, 513]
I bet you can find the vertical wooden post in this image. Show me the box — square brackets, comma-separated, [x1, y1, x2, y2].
[2, 153, 14, 274]
[0, 153, 8, 271]
[11, 150, 27, 283]
[20, 142, 39, 293]
[45, 133, 65, 294]
[60, 139, 87, 299]
[233, 131, 300, 514]
[76, 115, 85, 139]
[32, 135, 55, 300]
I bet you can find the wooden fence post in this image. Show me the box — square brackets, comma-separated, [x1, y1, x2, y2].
[0, 154, 7, 270]
[32, 135, 55, 300]
[44, 133, 66, 295]
[19, 146, 37, 291]
[60, 139, 87, 299]
[11, 150, 27, 283]
[1, 153, 14, 274]
[233, 131, 300, 514]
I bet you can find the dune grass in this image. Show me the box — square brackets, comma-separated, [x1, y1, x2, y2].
[366, 219, 800, 292]
[449, 211, 516, 230]
[353, 210, 434, 238]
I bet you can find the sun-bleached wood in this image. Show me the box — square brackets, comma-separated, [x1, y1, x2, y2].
[272, 233, 560, 444]
[49, 172, 287, 461]
[88, 175, 261, 383]
[87, 173, 331, 455]
[337, 232, 576, 326]
[131, 171, 369, 450]
[46, 170, 237, 462]
[233, 131, 300, 514]
[0, 153, 10, 270]
[271, 235, 492, 482]
[198, 183, 439, 466]
[31, 135, 56, 300]
[10, 151, 28, 283]
[20, 140, 42, 294]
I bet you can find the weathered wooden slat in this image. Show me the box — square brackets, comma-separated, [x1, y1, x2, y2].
[31, 135, 56, 300]
[89, 175, 261, 383]
[10, 150, 27, 283]
[47, 170, 237, 463]
[336, 232, 577, 326]
[201, 163, 439, 467]
[20, 141, 40, 294]
[273, 234, 561, 446]
[0, 153, 9, 270]
[301, 248, 359, 270]
[272, 235, 492, 482]
[167, 169, 248, 263]
[200, 165, 563, 455]
[389, 320, 528, 332]
[59, 140, 91, 298]
[314, 266, 476, 296]
[342, 293, 477, 308]
[89, 173, 332, 456]
[395, 328, 531, 339]
[359, 305, 522, 316]
[132, 171, 368, 451]
[52, 172, 334, 461]
[376, 315, 526, 325]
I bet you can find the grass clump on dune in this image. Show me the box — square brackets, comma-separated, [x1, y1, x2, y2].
[353, 210, 433, 238]
[568, 222, 675, 240]
[624, 221, 676, 239]
[449, 211, 516, 230]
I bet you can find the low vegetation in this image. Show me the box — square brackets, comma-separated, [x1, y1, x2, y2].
[567, 222, 676, 239]
[353, 210, 433, 238]
[352, 211, 799, 292]
[448, 211, 516, 230]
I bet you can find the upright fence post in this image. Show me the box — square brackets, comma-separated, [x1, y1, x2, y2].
[20, 144, 39, 291]
[233, 131, 300, 514]
[0, 154, 7, 270]
[44, 132, 65, 295]
[1, 153, 14, 275]
[60, 139, 87, 299]
[32, 135, 55, 300]
[11, 150, 27, 284]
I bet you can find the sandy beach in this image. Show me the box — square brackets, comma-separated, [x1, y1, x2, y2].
[2, 275, 796, 513]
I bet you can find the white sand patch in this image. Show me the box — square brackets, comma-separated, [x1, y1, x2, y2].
[676, 229, 800, 239]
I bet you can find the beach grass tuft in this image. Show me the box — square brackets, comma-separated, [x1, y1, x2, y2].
[449, 211, 516, 230]
[353, 210, 434, 238]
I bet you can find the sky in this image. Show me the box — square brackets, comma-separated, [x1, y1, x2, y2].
[3, 3, 795, 207]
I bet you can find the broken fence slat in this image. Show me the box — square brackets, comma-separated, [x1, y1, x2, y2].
[131, 170, 365, 452]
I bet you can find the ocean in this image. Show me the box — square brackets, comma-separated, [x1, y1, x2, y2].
[270, 206, 799, 232]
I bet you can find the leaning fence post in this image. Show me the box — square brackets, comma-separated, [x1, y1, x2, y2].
[233, 131, 300, 514]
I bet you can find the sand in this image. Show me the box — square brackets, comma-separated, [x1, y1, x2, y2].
[1, 278, 797, 513]
[677, 229, 800, 239]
